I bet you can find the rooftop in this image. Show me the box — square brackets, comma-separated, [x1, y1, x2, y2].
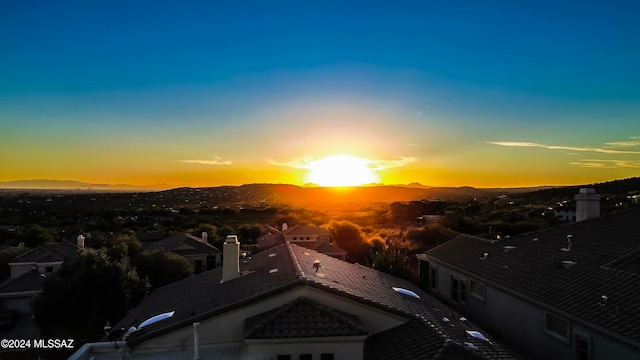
[426, 207, 640, 348]
[145, 233, 220, 255]
[10, 242, 78, 264]
[112, 242, 520, 359]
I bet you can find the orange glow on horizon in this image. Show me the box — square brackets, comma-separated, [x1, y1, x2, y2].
[303, 155, 380, 187]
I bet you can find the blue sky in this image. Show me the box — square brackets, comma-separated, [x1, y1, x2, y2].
[1, 1, 639, 187]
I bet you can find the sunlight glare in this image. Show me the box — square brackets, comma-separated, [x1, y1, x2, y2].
[304, 155, 379, 187]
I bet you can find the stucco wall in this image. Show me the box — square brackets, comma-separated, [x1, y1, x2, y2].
[425, 258, 640, 360]
[129, 285, 407, 359]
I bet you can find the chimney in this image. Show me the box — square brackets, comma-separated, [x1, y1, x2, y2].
[575, 188, 600, 222]
[201, 232, 208, 243]
[221, 235, 240, 283]
[282, 223, 288, 231]
[77, 235, 85, 248]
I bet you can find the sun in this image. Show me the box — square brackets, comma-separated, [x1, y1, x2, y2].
[304, 155, 379, 187]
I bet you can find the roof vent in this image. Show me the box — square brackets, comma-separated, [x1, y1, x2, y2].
[392, 287, 421, 299]
[502, 246, 516, 253]
[561, 235, 573, 252]
[313, 260, 321, 272]
[561, 260, 577, 269]
[599, 295, 608, 307]
[442, 317, 450, 323]
[269, 268, 278, 274]
[480, 252, 489, 260]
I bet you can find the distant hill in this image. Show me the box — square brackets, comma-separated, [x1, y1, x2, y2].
[159, 183, 536, 206]
[0, 179, 163, 191]
[527, 177, 640, 198]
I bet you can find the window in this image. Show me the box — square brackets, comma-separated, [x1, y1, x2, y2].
[293, 237, 297, 240]
[451, 276, 466, 303]
[546, 313, 569, 341]
[277, 356, 291, 360]
[320, 354, 334, 360]
[575, 336, 590, 360]
[469, 280, 485, 301]
[429, 265, 438, 289]
[45, 266, 54, 274]
[451, 276, 458, 301]
[299, 355, 312, 360]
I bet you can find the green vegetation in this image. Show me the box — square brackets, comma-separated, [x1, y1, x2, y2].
[32, 248, 149, 340]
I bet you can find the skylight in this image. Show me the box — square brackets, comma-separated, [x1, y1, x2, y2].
[466, 330, 489, 342]
[269, 268, 278, 274]
[392, 287, 421, 299]
[139, 311, 175, 329]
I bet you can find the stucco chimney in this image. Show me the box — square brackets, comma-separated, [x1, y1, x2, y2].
[221, 235, 240, 283]
[201, 232, 208, 243]
[282, 223, 288, 231]
[77, 235, 85, 248]
[575, 188, 600, 222]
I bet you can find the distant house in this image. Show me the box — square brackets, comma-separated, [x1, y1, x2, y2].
[8, 242, 78, 278]
[258, 223, 347, 260]
[145, 233, 221, 274]
[417, 189, 640, 359]
[71, 236, 521, 360]
[0, 240, 80, 337]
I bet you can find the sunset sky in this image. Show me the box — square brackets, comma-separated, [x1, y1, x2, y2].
[1, 1, 639, 188]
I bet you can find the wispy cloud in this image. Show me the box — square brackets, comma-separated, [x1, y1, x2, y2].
[180, 156, 233, 165]
[407, 143, 422, 147]
[570, 159, 640, 168]
[603, 141, 640, 147]
[487, 141, 640, 155]
[270, 156, 417, 170]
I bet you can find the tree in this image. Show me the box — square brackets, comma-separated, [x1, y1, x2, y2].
[133, 251, 193, 290]
[108, 231, 143, 259]
[191, 223, 219, 244]
[32, 248, 149, 340]
[324, 220, 371, 263]
[18, 224, 55, 248]
[237, 224, 261, 244]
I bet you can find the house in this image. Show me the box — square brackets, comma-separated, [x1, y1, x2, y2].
[8, 241, 79, 279]
[0, 239, 80, 337]
[258, 223, 347, 260]
[71, 236, 521, 360]
[145, 233, 221, 274]
[418, 189, 640, 360]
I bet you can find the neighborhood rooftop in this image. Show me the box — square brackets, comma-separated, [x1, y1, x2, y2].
[424, 206, 640, 358]
[96, 242, 520, 359]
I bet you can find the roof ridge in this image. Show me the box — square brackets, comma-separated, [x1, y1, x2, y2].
[286, 242, 307, 282]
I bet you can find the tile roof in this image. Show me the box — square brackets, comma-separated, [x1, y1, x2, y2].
[145, 233, 220, 255]
[284, 225, 331, 237]
[426, 208, 640, 348]
[0, 269, 44, 295]
[114, 243, 521, 359]
[10, 243, 78, 264]
[364, 319, 444, 360]
[244, 297, 367, 339]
